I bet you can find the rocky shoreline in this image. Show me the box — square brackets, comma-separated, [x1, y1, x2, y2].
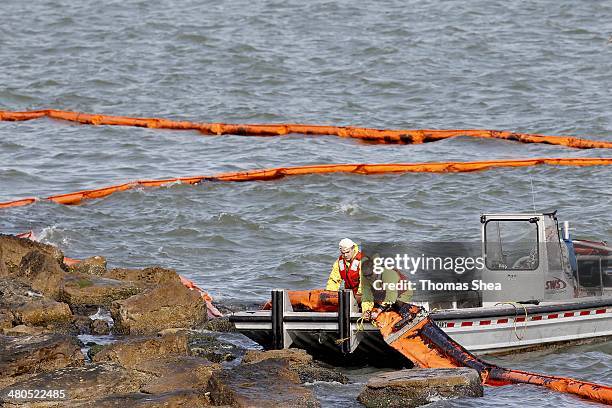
[0, 234, 349, 407]
[0, 234, 483, 407]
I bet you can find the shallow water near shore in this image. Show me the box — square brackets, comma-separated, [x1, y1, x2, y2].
[1, 0, 611, 406]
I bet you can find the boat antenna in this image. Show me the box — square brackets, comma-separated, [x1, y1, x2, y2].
[530, 177, 537, 214]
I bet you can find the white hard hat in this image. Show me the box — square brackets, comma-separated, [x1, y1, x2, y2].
[339, 238, 355, 250]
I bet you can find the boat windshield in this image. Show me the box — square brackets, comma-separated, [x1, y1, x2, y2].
[484, 220, 539, 270]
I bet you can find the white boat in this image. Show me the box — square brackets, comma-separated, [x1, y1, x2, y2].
[230, 212, 612, 365]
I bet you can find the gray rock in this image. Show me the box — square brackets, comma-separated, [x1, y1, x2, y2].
[188, 331, 244, 363]
[358, 368, 483, 408]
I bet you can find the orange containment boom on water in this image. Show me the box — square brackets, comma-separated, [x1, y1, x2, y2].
[1, 158, 611, 209]
[1, 109, 611, 148]
[374, 304, 612, 405]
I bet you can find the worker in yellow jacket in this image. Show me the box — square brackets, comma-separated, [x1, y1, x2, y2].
[325, 238, 363, 296]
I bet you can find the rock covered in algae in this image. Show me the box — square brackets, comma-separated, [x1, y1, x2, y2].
[358, 368, 483, 408]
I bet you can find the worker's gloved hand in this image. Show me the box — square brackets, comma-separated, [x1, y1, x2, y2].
[361, 309, 380, 322]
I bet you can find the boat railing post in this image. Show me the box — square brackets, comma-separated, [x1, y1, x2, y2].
[338, 289, 352, 354]
[599, 258, 604, 296]
[348, 289, 362, 353]
[271, 289, 284, 350]
[282, 289, 293, 348]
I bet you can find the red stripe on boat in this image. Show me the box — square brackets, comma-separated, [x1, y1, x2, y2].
[515, 317, 525, 322]
[532, 316, 542, 321]
[497, 318, 508, 324]
[446, 322, 455, 328]
[480, 320, 491, 325]
[461, 321, 473, 327]
[547, 313, 558, 319]
[563, 312, 575, 317]
[580, 310, 590, 316]
[595, 309, 606, 314]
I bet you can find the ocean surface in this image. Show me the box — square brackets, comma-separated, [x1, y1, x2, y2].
[1, 0, 610, 406]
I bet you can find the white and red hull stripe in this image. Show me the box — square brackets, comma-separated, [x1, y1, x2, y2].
[441, 307, 611, 328]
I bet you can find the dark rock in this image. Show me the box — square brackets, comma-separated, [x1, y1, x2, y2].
[93, 333, 189, 368]
[208, 359, 320, 407]
[72, 390, 213, 408]
[87, 344, 105, 361]
[72, 315, 93, 334]
[91, 319, 110, 335]
[0, 362, 154, 406]
[0, 334, 84, 388]
[111, 277, 206, 335]
[70, 256, 107, 276]
[201, 316, 235, 332]
[132, 355, 219, 394]
[58, 274, 142, 308]
[358, 368, 483, 408]
[188, 332, 244, 363]
[242, 349, 348, 384]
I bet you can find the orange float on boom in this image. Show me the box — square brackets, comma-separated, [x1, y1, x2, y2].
[261, 289, 339, 312]
[374, 304, 612, 405]
[1, 158, 611, 209]
[1, 109, 611, 148]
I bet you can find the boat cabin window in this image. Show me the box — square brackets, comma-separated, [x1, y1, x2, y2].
[485, 220, 539, 270]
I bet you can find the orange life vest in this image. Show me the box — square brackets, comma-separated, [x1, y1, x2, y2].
[338, 252, 362, 294]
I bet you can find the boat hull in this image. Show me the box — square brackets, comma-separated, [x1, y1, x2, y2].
[230, 294, 612, 365]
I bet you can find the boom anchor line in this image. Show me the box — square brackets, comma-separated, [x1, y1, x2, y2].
[0, 158, 611, 209]
[1, 109, 611, 148]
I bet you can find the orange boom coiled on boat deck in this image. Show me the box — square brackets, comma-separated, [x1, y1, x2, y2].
[374, 306, 612, 405]
[0, 158, 611, 209]
[261, 290, 339, 312]
[1, 109, 611, 148]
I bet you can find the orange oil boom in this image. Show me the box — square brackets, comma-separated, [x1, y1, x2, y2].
[374, 304, 612, 405]
[1, 109, 611, 148]
[1, 158, 611, 209]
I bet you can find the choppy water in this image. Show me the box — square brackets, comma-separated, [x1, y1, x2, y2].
[1, 0, 610, 406]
